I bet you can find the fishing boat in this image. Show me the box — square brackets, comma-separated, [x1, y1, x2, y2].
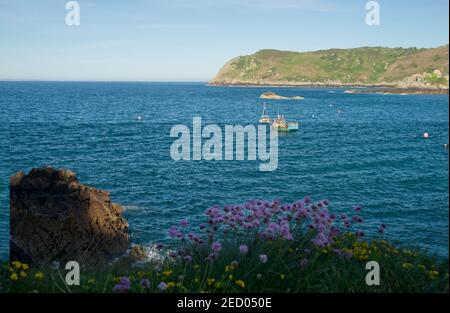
[270, 105, 299, 132]
[259, 103, 271, 124]
[271, 114, 299, 132]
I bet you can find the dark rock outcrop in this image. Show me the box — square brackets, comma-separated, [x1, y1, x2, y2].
[10, 167, 130, 266]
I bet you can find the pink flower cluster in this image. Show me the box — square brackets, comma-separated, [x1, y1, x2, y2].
[166, 198, 383, 260]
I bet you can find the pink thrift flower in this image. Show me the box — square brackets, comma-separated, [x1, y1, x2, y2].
[259, 254, 268, 264]
[158, 282, 167, 291]
[140, 278, 150, 289]
[239, 244, 249, 254]
[211, 241, 222, 252]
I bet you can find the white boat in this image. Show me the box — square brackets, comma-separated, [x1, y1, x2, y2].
[259, 103, 271, 124]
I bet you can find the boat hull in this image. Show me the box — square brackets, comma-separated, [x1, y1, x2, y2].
[287, 122, 299, 131]
[273, 122, 299, 132]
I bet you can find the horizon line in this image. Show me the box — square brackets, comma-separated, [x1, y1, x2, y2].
[0, 79, 210, 83]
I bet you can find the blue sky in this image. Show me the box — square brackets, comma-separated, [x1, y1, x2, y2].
[0, 0, 448, 81]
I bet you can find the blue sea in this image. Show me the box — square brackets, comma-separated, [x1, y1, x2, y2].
[0, 82, 448, 258]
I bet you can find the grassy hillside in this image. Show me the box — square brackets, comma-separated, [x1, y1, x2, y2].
[210, 45, 449, 87]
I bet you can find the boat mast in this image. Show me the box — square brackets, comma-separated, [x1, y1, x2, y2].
[262, 102, 268, 117]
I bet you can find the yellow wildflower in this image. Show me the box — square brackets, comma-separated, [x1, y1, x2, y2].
[402, 263, 414, 270]
[428, 270, 439, 280]
[10, 272, 19, 281]
[12, 261, 22, 269]
[207, 278, 215, 285]
[162, 270, 173, 277]
[87, 278, 95, 284]
[167, 282, 176, 288]
[228, 274, 233, 280]
[352, 242, 370, 261]
[20, 271, 27, 279]
[235, 280, 246, 288]
[225, 263, 237, 272]
[21, 263, 30, 271]
[214, 282, 222, 289]
[404, 249, 419, 258]
[417, 264, 426, 271]
[34, 272, 44, 280]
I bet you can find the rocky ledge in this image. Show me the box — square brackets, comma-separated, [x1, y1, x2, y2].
[344, 88, 449, 95]
[260, 91, 304, 100]
[10, 167, 130, 266]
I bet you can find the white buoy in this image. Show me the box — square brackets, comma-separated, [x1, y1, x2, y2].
[423, 132, 429, 139]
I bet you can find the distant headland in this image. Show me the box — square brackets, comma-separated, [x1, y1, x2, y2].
[209, 45, 449, 92]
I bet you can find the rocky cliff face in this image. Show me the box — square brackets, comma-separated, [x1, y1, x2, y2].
[10, 167, 130, 266]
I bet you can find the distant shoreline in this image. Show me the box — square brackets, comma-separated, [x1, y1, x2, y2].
[207, 83, 394, 88]
[207, 83, 449, 94]
[344, 88, 449, 95]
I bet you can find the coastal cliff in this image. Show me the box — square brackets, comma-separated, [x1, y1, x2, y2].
[210, 45, 449, 89]
[10, 167, 130, 266]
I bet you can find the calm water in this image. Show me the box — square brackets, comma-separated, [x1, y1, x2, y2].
[0, 82, 448, 258]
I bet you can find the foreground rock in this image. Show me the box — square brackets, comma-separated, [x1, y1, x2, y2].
[10, 167, 130, 266]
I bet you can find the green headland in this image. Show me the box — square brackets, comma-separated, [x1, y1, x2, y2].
[210, 45, 449, 90]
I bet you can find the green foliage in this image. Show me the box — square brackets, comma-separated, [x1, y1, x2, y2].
[3, 234, 448, 293]
[425, 72, 448, 85]
[212, 45, 449, 85]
